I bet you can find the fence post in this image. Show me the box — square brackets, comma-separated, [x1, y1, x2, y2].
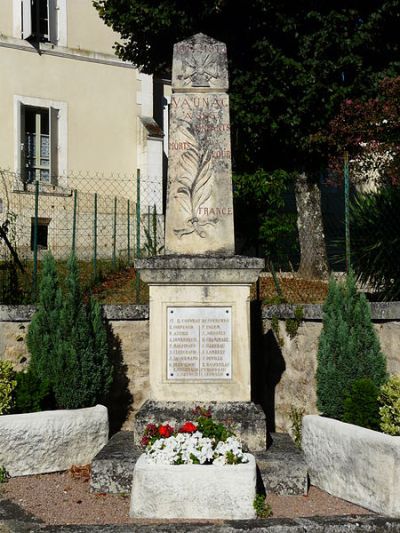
[344, 151, 351, 273]
[112, 196, 117, 269]
[135, 169, 141, 303]
[127, 198, 131, 265]
[93, 192, 98, 280]
[72, 189, 77, 255]
[136, 170, 141, 258]
[32, 179, 39, 298]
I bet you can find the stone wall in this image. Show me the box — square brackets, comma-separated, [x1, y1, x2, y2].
[261, 303, 400, 434]
[1, 303, 399, 434]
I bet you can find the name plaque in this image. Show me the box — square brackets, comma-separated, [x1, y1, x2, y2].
[167, 306, 232, 380]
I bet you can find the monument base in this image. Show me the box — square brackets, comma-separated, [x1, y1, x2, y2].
[135, 255, 264, 403]
[133, 400, 267, 452]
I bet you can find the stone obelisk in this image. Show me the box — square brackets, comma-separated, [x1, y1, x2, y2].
[134, 34, 266, 451]
[165, 33, 234, 255]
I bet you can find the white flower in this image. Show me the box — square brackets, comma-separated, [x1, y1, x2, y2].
[144, 432, 248, 465]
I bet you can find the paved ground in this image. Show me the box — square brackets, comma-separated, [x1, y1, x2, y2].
[1, 497, 400, 533]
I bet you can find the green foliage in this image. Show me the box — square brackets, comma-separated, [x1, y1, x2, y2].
[342, 378, 380, 430]
[316, 272, 387, 420]
[379, 374, 400, 436]
[253, 494, 273, 519]
[196, 415, 233, 442]
[350, 188, 400, 301]
[233, 170, 297, 260]
[12, 370, 54, 414]
[52, 254, 113, 409]
[0, 361, 17, 415]
[24, 253, 113, 412]
[285, 306, 304, 339]
[26, 252, 62, 382]
[0, 466, 9, 483]
[289, 405, 305, 449]
[271, 316, 284, 347]
[94, 1, 400, 173]
[142, 205, 164, 256]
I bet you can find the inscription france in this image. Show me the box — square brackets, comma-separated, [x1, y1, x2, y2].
[167, 307, 232, 380]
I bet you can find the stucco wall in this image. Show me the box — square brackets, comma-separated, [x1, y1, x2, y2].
[1, 303, 399, 434]
[0, 46, 138, 176]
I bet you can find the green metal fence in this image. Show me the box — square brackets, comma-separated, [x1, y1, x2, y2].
[0, 168, 164, 303]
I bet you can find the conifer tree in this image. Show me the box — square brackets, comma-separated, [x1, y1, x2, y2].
[53, 254, 112, 409]
[26, 252, 62, 383]
[316, 272, 387, 420]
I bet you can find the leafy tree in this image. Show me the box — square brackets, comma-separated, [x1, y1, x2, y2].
[233, 169, 298, 264]
[94, 0, 400, 273]
[328, 76, 400, 189]
[316, 272, 387, 420]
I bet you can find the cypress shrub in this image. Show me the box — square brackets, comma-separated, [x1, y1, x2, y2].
[12, 370, 53, 414]
[342, 377, 380, 430]
[52, 254, 113, 409]
[316, 272, 387, 420]
[26, 252, 62, 389]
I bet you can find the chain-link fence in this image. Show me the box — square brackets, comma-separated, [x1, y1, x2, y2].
[1, 160, 399, 305]
[0, 168, 164, 303]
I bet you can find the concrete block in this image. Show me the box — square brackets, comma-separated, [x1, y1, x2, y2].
[0, 405, 108, 476]
[130, 452, 256, 519]
[302, 415, 400, 517]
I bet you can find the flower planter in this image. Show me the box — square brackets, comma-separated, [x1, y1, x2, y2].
[302, 415, 400, 517]
[130, 452, 257, 519]
[0, 405, 108, 476]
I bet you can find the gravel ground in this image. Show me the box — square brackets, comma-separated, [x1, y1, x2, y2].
[0, 471, 371, 526]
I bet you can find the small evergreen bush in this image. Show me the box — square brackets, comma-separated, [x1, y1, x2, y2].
[0, 361, 17, 414]
[342, 378, 380, 430]
[25, 252, 113, 412]
[379, 374, 400, 436]
[26, 252, 63, 382]
[316, 272, 387, 420]
[52, 254, 113, 409]
[12, 370, 53, 414]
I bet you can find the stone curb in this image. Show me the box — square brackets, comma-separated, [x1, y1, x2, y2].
[262, 302, 400, 321]
[2, 514, 400, 532]
[2, 301, 400, 323]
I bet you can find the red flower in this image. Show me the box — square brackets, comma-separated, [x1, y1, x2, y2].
[158, 424, 174, 438]
[144, 423, 158, 436]
[179, 421, 198, 433]
[140, 436, 150, 447]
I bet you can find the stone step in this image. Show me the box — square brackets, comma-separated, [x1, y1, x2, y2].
[90, 431, 308, 496]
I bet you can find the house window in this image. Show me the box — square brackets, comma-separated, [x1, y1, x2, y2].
[30, 218, 50, 250]
[20, 105, 58, 184]
[21, 0, 58, 44]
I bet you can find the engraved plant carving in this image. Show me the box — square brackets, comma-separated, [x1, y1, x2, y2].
[182, 47, 218, 87]
[174, 124, 216, 238]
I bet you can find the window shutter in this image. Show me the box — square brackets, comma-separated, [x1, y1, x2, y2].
[20, 102, 27, 183]
[21, 0, 33, 40]
[48, 0, 58, 44]
[50, 107, 59, 184]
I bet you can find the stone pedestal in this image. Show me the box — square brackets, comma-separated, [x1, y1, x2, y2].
[136, 256, 263, 402]
[134, 400, 266, 452]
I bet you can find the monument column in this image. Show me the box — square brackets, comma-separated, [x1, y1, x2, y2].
[134, 34, 266, 451]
